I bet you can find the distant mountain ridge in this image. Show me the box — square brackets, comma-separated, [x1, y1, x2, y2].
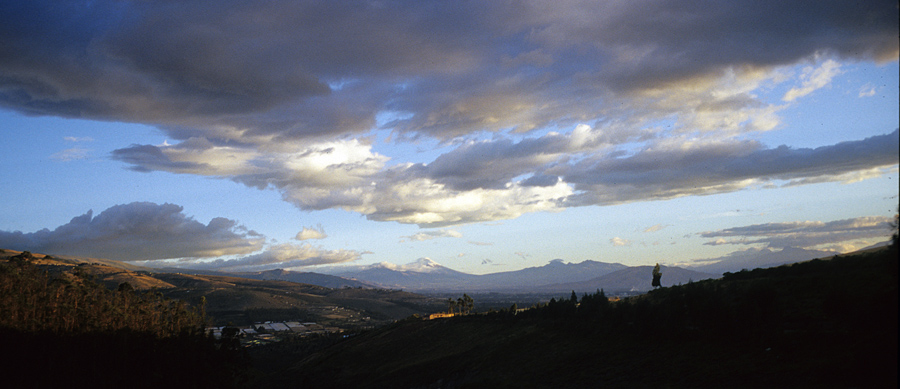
[333, 258, 648, 292]
[7, 242, 874, 293]
[542, 265, 718, 293]
[686, 246, 839, 275]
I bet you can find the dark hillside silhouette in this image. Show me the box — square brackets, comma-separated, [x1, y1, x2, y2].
[255, 248, 897, 388]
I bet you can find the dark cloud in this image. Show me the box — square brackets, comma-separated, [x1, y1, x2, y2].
[111, 144, 207, 173]
[561, 130, 899, 206]
[0, 202, 264, 260]
[1, 1, 895, 142]
[3, 1, 897, 227]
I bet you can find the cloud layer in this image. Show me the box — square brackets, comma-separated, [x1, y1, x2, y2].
[2, 1, 898, 227]
[182, 243, 361, 272]
[701, 216, 894, 251]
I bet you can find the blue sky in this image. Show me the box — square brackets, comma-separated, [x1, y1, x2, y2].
[1, 1, 897, 275]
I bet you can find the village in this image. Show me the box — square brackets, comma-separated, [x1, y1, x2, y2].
[207, 320, 351, 346]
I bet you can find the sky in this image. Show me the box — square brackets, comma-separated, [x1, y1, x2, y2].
[1, 0, 897, 275]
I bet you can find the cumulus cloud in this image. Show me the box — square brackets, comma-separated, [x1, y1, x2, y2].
[295, 224, 327, 240]
[115, 128, 898, 227]
[700, 216, 894, 250]
[0, 202, 265, 260]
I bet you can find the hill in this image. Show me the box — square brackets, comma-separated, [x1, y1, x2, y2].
[241, 268, 374, 289]
[543, 265, 717, 293]
[0, 248, 443, 327]
[251, 247, 898, 388]
[0, 250, 247, 388]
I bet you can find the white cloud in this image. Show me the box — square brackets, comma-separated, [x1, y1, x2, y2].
[51, 147, 91, 161]
[643, 224, 668, 233]
[295, 224, 327, 240]
[183, 242, 361, 272]
[782, 59, 842, 102]
[610, 237, 631, 247]
[400, 229, 463, 242]
[858, 83, 877, 97]
[63, 136, 94, 142]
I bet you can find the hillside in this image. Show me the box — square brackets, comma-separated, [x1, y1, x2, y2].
[0, 251, 247, 388]
[542, 265, 717, 293]
[251, 247, 898, 388]
[0, 248, 444, 327]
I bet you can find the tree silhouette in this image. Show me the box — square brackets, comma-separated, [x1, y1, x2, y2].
[891, 203, 899, 249]
[461, 294, 474, 314]
[652, 263, 662, 288]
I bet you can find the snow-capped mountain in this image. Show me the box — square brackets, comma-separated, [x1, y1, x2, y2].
[333, 258, 632, 292]
[334, 258, 480, 291]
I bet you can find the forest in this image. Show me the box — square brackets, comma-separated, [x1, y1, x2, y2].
[0, 251, 248, 388]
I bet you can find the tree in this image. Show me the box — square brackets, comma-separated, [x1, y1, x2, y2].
[891, 203, 899, 250]
[461, 294, 474, 314]
[652, 263, 662, 288]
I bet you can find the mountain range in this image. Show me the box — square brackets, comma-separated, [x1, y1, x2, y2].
[328, 258, 714, 293]
[5, 239, 865, 293]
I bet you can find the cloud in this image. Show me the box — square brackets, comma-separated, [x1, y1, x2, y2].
[700, 216, 894, 250]
[64, 136, 94, 142]
[2, 1, 895, 140]
[3, 1, 898, 227]
[643, 224, 668, 233]
[858, 83, 877, 97]
[51, 147, 91, 161]
[782, 59, 842, 102]
[610, 237, 631, 247]
[0, 202, 264, 260]
[400, 229, 462, 242]
[468, 241, 493, 246]
[560, 130, 899, 207]
[181, 243, 361, 272]
[114, 128, 898, 227]
[295, 224, 327, 240]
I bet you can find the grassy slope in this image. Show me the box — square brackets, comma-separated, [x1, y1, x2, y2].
[253, 248, 898, 388]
